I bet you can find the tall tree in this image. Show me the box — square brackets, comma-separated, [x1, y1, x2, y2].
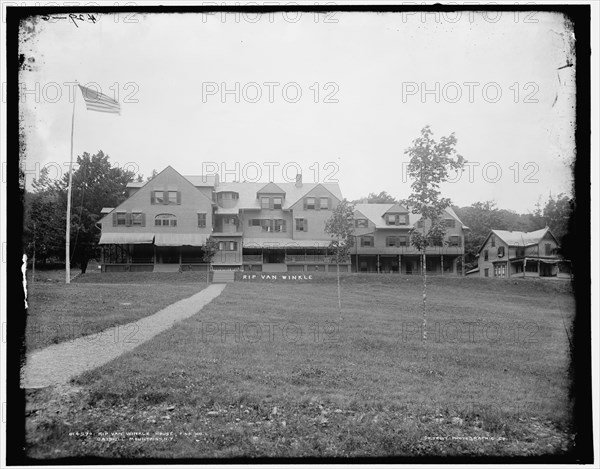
[68, 151, 135, 272]
[325, 199, 356, 319]
[405, 126, 465, 348]
[23, 151, 135, 273]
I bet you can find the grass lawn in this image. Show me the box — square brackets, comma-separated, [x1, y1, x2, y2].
[25, 272, 209, 351]
[24, 276, 576, 459]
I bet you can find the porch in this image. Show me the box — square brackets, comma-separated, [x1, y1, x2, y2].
[242, 247, 351, 273]
[350, 254, 462, 275]
[100, 244, 212, 273]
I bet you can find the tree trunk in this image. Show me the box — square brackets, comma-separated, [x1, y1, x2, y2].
[337, 260, 342, 317]
[421, 250, 427, 342]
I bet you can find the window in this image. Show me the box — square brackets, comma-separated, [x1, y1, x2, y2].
[320, 197, 329, 209]
[131, 212, 143, 226]
[494, 264, 506, 277]
[399, 236, 408, 246]
[219, 192, 239, 200]
[261, 197, 270, 209]
[517, 247, 525, 257]
[484, 268, 489, 277]
[262, 220, 273, 232]
[491, 236, 495, 247]
[151, 190, 180, 204]
[361, 236, 374, 247]
[197, 213, 206, 228]
[274, 219, 286, 232]
[355, 219, 368, 228]
[155, 214, 177, 227]
[153, 191, 164, 204]
[386, 236, 399, 247]
[273, 197, 282, 209]
[449, 236, 461, 247]
[306, 197, 316, 210]
[116, 212, 126, 226]
[484, 250, 489, 261]
[545, 243, 552, 255]
[444, 219, 456, 228]
[497, 246, 505, 257]
[386, 214, 407, 225]
[295, 218, 306, 232]
[250, 219, 261, 227]
[219, 241, 238, 251]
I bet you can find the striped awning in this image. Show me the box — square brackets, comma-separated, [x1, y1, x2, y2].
[154, 233, 210, 246]
[243, 238, 331, 249]
[98, 233, 155, 244]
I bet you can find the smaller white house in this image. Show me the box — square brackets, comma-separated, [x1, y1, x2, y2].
[473, 228, 571, 279]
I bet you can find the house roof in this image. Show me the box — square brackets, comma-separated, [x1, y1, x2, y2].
[122, 168, 341, 214]
[476, 227, 556, 255]
[126, 174, 219, 189]
[257, 182, 286, 195]
[354, 204, 466, 230]
[184, 175, 219, 187]
[216, 182, 342, 210]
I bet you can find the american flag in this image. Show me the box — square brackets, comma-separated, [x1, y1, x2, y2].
[78, 84, 121, 114]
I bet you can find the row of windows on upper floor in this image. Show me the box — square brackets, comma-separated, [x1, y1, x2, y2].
[359, 235, 462, 248]
[355, 217, 457, 228]
[112, 210, 460, 235]
[482, 244, 554, 260]
[113, 212, 207, 228]
[147, 190, 333, 211]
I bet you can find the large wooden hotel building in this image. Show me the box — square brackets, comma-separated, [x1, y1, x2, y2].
[99, 166, 469, 274]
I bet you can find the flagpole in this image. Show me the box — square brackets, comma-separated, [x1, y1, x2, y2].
[65, 83, 77, 284]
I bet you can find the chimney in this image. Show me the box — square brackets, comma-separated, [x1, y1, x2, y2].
[295, 173, 303, 188]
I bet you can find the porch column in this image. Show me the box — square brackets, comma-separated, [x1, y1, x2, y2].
[153, 245, 157, 265]
[398, 254, 401, 274]
[441, 254, 444, 276]
[179, 247, 182, 266]
[377, 255, 380, 273]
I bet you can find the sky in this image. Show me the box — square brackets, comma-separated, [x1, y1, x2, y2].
[18, 8, 577, 212]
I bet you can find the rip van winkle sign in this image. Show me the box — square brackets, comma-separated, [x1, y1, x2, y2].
[241, 274, 313, 281]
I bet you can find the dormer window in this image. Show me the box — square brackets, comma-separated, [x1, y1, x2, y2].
[261, 197, 270, 209]
[218, 191, 239, 200]
[355, 219, 368, 228]
[386, 214, 408, 225]
[273, 197, 282, 209]
[306, 197, 316, 210]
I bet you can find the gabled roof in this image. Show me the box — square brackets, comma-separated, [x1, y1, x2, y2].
[354, 204, 466, 230]
[384, 203, 409, 214]
[257, 182, 286, 195]
[100, 166, 214, 224]
[445, 207, 469, 229]
[476, 227, 557, 254]
[215, 181, 342, 210]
